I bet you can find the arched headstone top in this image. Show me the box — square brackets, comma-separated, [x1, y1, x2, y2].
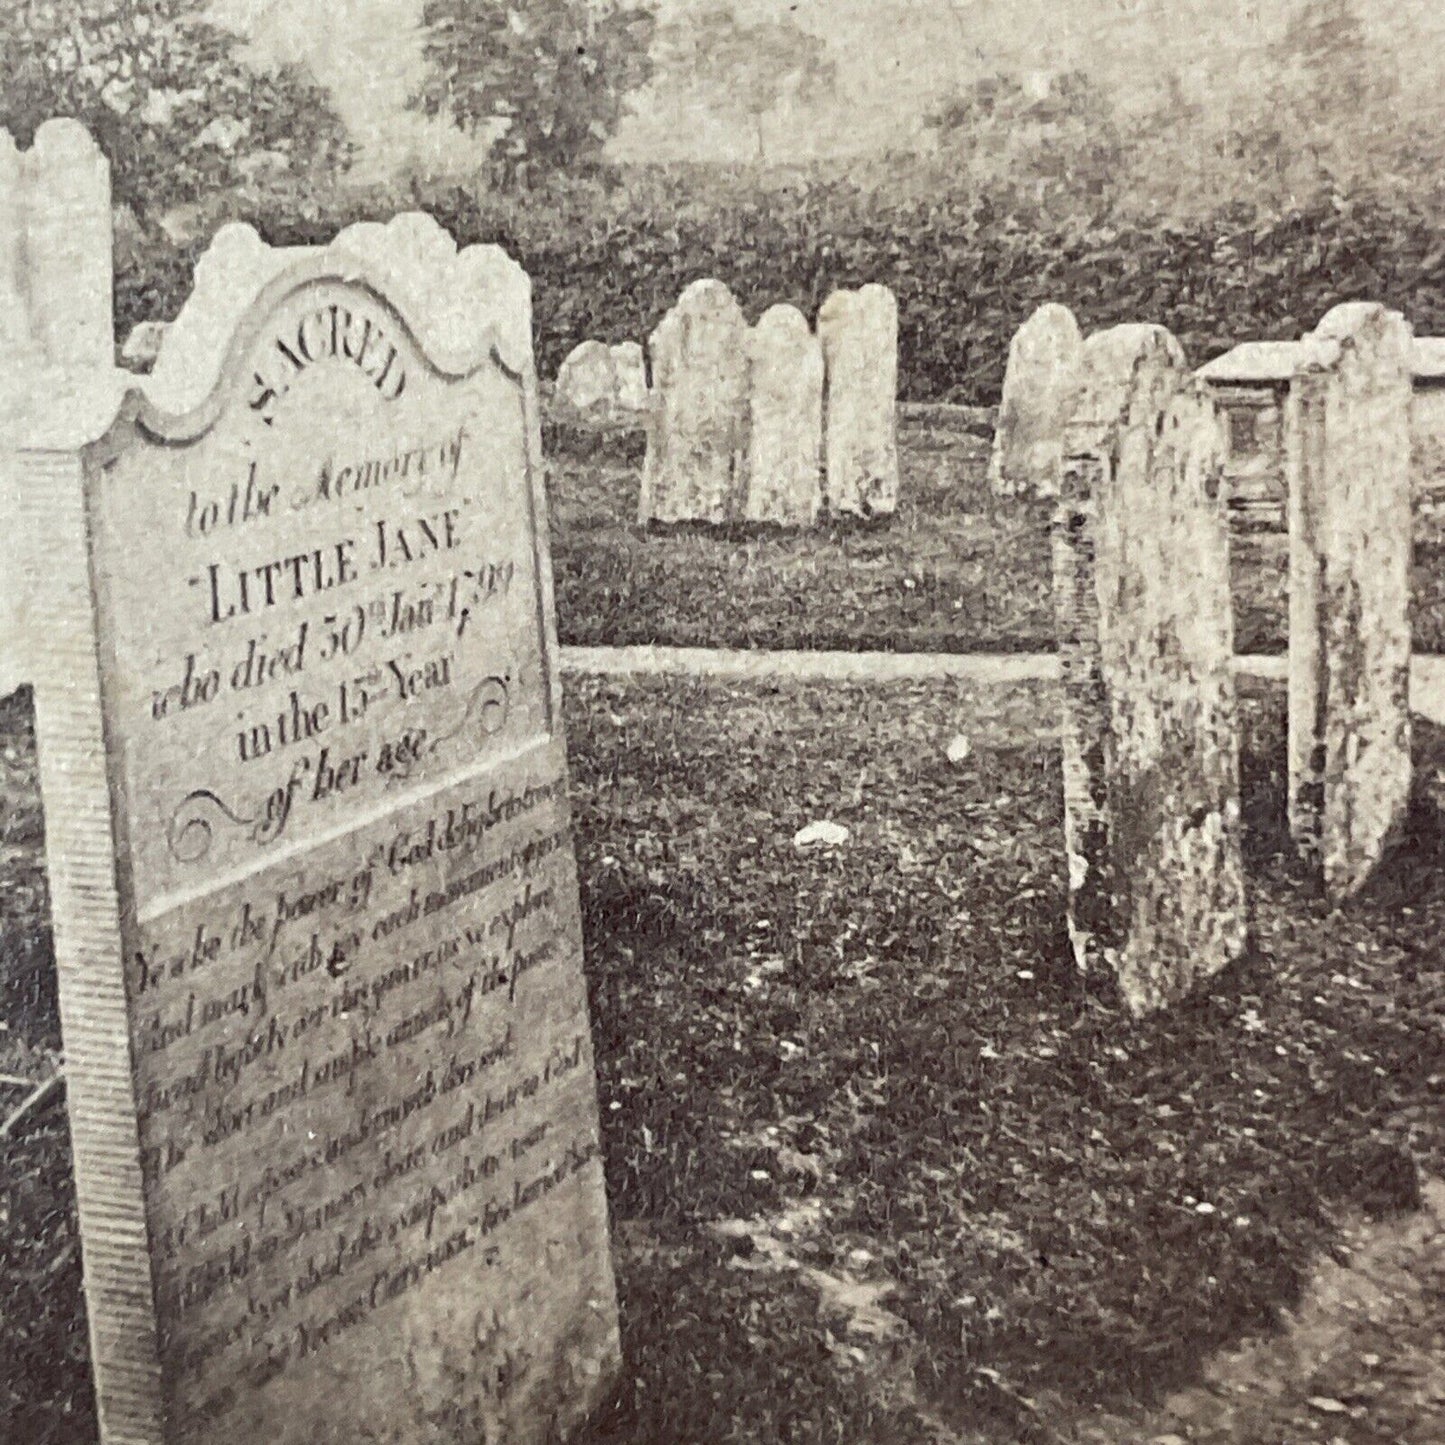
[30, 115, 108, 164]
[1298, 301, 1412, 375]
[150, 214, 533, 425]
[818, 282, 897, 331]
[1071, 324, 1187, 454]
[989, 303, 1084, 498]
[649, 279, 746, 356]
[755, 302, 812, 338]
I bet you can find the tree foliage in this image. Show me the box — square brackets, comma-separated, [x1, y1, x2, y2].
[0, 0, 353, 216]
[654, 7, 836, 163]
[924, 69, 1125, 214]
[1224, 0, 1402, 200]
[411, 0, 657, 186]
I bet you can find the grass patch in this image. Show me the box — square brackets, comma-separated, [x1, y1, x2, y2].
[547, 419, 1445, 657]
[7, 676, 1445, 1441]
[567, 672, 1445, 1439]
[548, 419, 1058, 654]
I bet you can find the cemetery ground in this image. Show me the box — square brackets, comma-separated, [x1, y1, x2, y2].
[8, 669, 1445, 1441]
[548, 413, 1445, 658]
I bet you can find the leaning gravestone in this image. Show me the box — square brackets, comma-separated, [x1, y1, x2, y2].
[818, 283, 899, 518]
[989, 303, 1084, 498]
[19, 214, 617, 1443]
[1053, 324, 1246, 1013]
[744, 304, 823, 526]
[1286, 303, 1413, 900]
[640, 279, 748, 524]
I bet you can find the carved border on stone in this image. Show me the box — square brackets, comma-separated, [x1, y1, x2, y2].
[21, 446, 166, 1441]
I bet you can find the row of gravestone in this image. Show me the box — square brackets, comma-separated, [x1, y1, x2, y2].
[0, 114, 1417, 1439]
[560, 279, 901, 528]
[990, 301, 1445, 529]
[1055, 304, 1412, 1013]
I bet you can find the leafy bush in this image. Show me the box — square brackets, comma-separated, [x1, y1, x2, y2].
[114, 168, 1445, 406]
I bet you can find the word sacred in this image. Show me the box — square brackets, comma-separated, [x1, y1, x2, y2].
[250, 301, 407, 426]
[194, 510, 461, 626]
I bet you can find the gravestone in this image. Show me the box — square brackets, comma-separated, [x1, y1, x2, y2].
[988, 303, 1084, 498]
[1286, 303, 1413, 899]
[744, 304, 823, 526]
[555, 339, 617, 415]
[610, 341, 648, 414]
[1053, 324, 1246, 1013]
[0, 119, 114, 702]
[20, 214, 618, 1443]
[23, 118, 114, 369]
[640, 279, 748, 524]
[818, 283, 899, 518]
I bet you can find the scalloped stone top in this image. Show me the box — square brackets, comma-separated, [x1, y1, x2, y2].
[146, 213, 533, 417]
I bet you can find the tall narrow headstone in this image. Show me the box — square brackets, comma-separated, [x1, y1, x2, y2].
[0, 130, 28, 353]
[744, 304, 823, 526]
[1054, 324, 1246, 1014]
[989, 303, 1084, 498]
[1286, 303, 1413, 899]
[24, 118, 113, 369]
[21, 214, 618, 1444]
[640, 279, 748, 524]
[819, 283, 899, 518]
[0, 131, 30, 701]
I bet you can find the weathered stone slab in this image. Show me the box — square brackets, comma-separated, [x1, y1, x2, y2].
[24, 118, 113, 369]
[818, 283, 899, 518]
[610, 341, 648, 413]
[555, 339, 617, 415]
[0, 120, 114, 702]
[1286, 303, 1413, 899]
[1054, 324, 1246, 1014]
[640, 279, 748, 524]
[989, 303, 1084, 498]
[21, 214, 617, 1444]
[744, 304, 823, 526]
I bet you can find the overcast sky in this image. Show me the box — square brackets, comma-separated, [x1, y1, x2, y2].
[210, 0, 1443, 175]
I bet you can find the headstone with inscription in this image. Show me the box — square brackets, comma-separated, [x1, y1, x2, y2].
[989, 303, 1084, 499]
[744, 304, 823, 526]
[818, 283, 899, 519]
[639, 278, 748, 525]
[1286, 303, 1413, 900]
[18, 214, 618, 1444]
[1053, 324, 1246, 1014]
